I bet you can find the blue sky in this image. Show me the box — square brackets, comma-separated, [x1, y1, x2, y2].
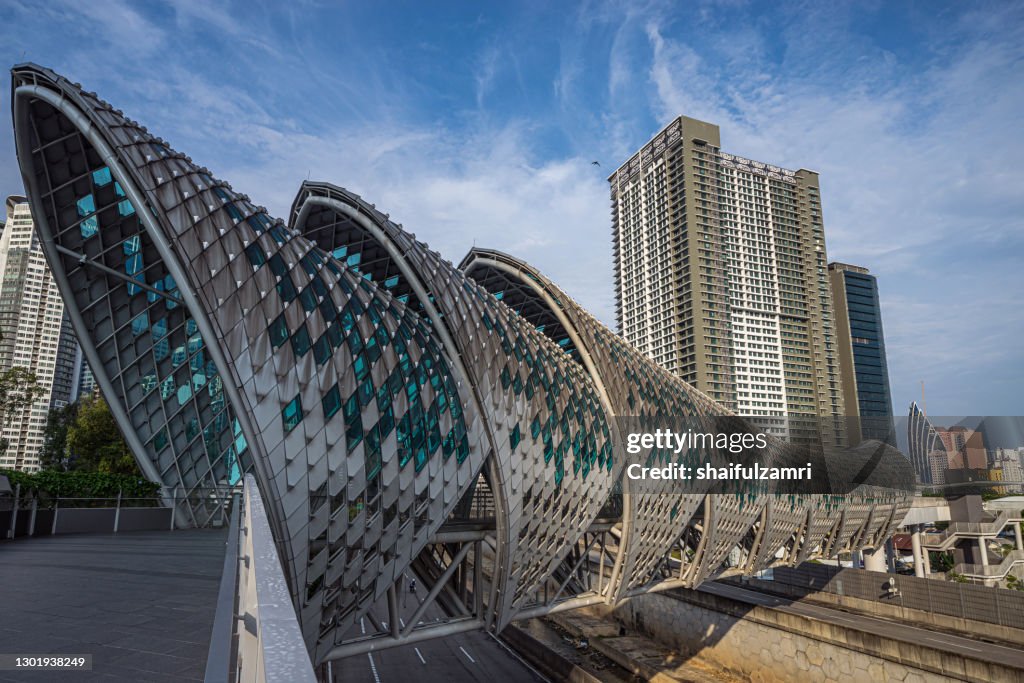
[0, 0, 1021, 416]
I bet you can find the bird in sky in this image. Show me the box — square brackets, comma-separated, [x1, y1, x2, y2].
[591, 161, 600, 166]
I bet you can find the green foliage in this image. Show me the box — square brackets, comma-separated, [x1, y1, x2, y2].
[0, 468, 159, 500]
[0, 367, 45, 454]
[930, 551, 954, 573]
[948, 571, 969, 583]
[40, 401, 80, 471]
[1006, 574, 1024, 592]
[64, 395, 139, 476]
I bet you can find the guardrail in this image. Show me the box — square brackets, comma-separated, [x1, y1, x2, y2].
[956, 550, 1024, 579]
[921, 510, 1011, 549]
[2, 487, 237, 538]
[205, 475, 316, 683]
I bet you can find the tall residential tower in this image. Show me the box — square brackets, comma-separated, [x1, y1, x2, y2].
[0, 195, 80, 471]
[610, 116, 845, 445]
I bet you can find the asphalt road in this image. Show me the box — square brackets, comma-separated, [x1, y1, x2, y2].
[329, 575, 547, 683]
[698, 581, 1024, 669]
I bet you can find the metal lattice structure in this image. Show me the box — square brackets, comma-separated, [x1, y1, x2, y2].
[11, 64, 914, 665]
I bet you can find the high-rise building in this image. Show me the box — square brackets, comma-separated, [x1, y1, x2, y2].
[993, 448, 1023, 493]
[908, 401, 944, 484]
[0, 195, 79, 471]
[610, 116, 845, 445]
[937, 426, 987, 470]
[828, 262, 895, 444]
[928, 450, 949, 486]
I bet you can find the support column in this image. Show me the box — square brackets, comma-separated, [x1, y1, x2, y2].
[1014, 521, 1022, 552]
[979, 537, 989, 567]
[864, 546, 888, 573]
[911, 525, 924, 578]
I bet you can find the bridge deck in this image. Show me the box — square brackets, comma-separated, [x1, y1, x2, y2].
[0, 529, 227, 682]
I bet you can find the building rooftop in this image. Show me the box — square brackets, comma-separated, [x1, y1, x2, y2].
[828, 262, 871, 274]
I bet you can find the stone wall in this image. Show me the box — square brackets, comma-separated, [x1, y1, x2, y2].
[586, 590, 1019, 683]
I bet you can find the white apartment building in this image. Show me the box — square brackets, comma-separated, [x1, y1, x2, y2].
[0, 195, 80, 471]
[611, 116, 845, 444]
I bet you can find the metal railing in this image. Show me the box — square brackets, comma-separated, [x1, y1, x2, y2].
[2, 486, 238, 539]
[956, 550, 1024, 579]
[921, 510, 1011, 549]
[205, 492, 241, 683]
[205, 475, 316, 683]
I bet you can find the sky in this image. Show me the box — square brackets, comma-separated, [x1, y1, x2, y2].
[0, 0, 1020, 417]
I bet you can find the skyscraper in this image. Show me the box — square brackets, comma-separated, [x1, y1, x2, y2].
[828, 262, 895, 444]
[937, 426, 987, 470]
[610, 116, 845, 445]
[908, 401, 945, 485]
[0, 195, 80, 471]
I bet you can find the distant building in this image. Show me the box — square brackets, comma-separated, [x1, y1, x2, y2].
[928, 450, 949, 486]
[0, 196, 81, 471]
[994, 448, 1023, 492]
[908, 401, 945, 484]
[828, 263, 895, 444]
[938, 426, 987, 470]
[71, 343, 95, 400]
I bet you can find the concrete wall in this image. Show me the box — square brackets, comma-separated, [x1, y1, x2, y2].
[739, 576, 1024, 647]
[593, 591, 1020, 683]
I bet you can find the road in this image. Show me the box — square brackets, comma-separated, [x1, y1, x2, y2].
[329, 575, 547, 683]
[697, 581, 1024, 668]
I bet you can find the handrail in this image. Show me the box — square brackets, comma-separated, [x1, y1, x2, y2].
[955, 550, 1024, 579]
[232, 475, 316, 682]
[921, 510, 1011, 549]
[204, 492, 241, 683]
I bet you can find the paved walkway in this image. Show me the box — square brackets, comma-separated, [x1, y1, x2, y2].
[0, 529, 227, 682]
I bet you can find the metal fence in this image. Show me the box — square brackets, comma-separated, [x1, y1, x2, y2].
[745, 563, 1024, 630]
[2, 487, 237, 538]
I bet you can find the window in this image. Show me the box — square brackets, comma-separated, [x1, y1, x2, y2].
[322, 384, 341, 420]
[299, 286, 317, 314]
[131, 312, 149, 336]
[313, 335, 331, 366]
[269, 314, 288, 349]
[268, 253, 288, 278]
[223, 202, 244, 222]
[277, 274, 297, 302]
[282, 395, 303, 432]
[291, 325, 311, 357]
[245, 243, 266, 268]
[92, 167, 113, 187]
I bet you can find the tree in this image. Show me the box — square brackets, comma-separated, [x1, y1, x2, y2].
[0, 366, 45, 455]
[39, 401, 80, 471]
[65, 394, 139, 476]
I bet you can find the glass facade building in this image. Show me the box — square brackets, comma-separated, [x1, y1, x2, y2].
[829, 263, 895, 445]
[12, 64, 914, 663]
